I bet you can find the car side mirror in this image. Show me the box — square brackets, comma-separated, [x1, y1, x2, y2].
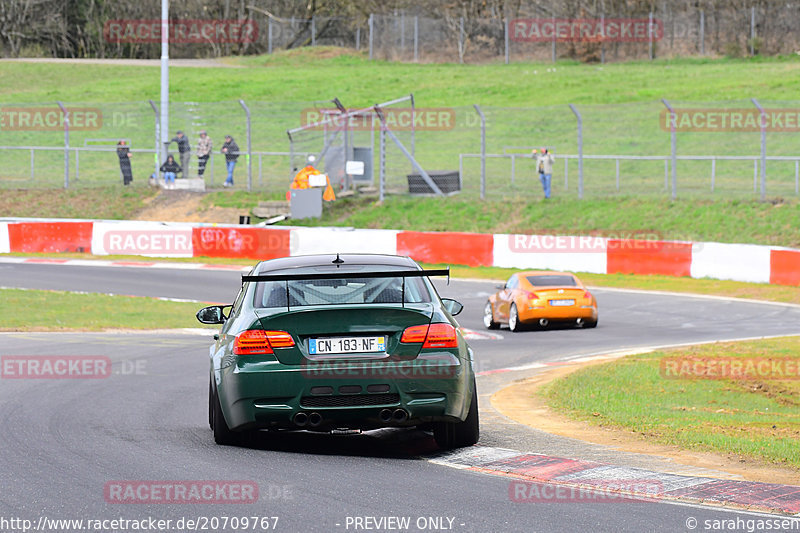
[441, 298, 464, 316]
[196, 305, 229, 325]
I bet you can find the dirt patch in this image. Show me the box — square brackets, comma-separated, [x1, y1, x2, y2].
[492, 361, 800, 485]
[133, 190, 245, 224]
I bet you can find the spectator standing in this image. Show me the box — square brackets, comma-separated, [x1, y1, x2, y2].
[534, 148, 555, 200]
[196, 130, 212, 177]
[116, 140, 133, 186]
[170, 130, 191, 177]
[159, 154, 181, 189]
[221, 135, 239, 188]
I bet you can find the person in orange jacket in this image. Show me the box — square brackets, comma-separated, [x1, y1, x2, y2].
[287, 155, 336, 201]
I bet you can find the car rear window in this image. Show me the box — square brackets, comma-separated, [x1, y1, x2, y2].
[525, 275, 577, 287]
[253, 268, 433, 308]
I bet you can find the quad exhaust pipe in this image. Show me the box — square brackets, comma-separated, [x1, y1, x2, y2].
[293, 412, 308, 427]
[392, 409, 408, 423]
[378, 408, 409, 424]
[308, 412, 323, 427]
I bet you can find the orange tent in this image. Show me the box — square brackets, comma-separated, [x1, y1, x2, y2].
[286, 165, 336, 202]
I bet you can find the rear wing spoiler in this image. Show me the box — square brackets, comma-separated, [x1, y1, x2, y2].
[242, 268, 450, 310]
[242, 268, 450, 283]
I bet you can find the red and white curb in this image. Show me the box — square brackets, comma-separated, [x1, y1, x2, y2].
[429, 446, 800, 515]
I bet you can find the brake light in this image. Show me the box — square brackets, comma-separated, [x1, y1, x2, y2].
[525, 292, 539, 300]
[583, 291, 592, 299]
[400, 323, 458, 349]
[422, 323, 458, 349]
[400, 325, 428, 344]
[233, 330, 294, 355]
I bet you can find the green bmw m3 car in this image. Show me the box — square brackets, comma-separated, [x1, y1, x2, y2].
[196, 253, 479, 449]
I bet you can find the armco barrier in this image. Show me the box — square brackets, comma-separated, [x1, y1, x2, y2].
[770, 249, 800, 286]
[606, 239, 693, 277]
[691, 242, 772, 283]
[493, 233, 608, 274]
[397, 231, 493, 267]
[92, 222, 194, 258]
[291, 227, 398, 256]
[0, 222, 9, 254]
[8, 221, 93, 253]
[0, 218, 799, 287]
[192, 226, 291, 259]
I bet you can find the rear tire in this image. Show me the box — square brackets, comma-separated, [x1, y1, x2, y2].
[508, 303, 523, 332]
[483, 301, 500, 330]
[211, 384, 238, 445]
[208, 378, 214, 429]
[433, 380, 480, 450]
[586, 318, 598, 328]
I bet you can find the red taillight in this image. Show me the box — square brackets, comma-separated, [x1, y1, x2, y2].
[400, 323, 458, 349]
[525, 291, 539, 300]
[233, 330, 294, 355]
[400, 325, 428, 344]
[422, 323, 458, 349]
[583, 291, 592, 299]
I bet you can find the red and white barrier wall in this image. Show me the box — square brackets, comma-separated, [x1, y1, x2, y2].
[0, 219, 798, 286]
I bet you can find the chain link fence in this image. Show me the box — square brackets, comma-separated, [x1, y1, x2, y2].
[2, 99, 799, 200]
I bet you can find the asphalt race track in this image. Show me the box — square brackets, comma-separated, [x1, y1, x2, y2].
[2, 262, 800, 532]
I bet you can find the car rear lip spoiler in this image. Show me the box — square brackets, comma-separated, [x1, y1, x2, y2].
[242, 268, 450, 283]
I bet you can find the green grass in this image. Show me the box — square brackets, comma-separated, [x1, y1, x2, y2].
[0, 288, 211, 330]
[3, 51, 800, 193]
[4, 50, 800, 105]
[280, 194, 800, 247]
[541, 337, 800, 468]
[0, 185, 157, 219]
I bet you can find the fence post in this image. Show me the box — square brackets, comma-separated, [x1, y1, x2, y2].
[311, 16, 316, 46]
[661, 99, 677, 200]
[648, 12, 654, 60]
[473, 104, 486, 200]
[268, 18, 273, 53]
[750, 7, 755, 56]
[75, 150, 79, 182]
[459, 17, 465, 63]
[413, 16, 419, 61]
[504, 18, 509, 64]
[30, 148, 34, 181]
[699, 10, 705, 55]
[711, 158, 716, 192]
[551, 15, 556, 62]
[751, 97, 766, 200]
[379, 122, 386, 202]
[568, 104, 583, 199]
[600, 13, 605, 64]
[239, 100, 252, 192]
[410, 93, 416, 159]
[148, 99, 160, 178]
[57, 101, 69, 188]
[369, 14, 374, 60]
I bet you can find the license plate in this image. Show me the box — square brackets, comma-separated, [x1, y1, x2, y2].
[549, 299, 575, 306]
[308, 336, 386, 355]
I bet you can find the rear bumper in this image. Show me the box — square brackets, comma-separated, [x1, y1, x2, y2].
[518, 304, 597, 323]
[216, 356, 472, 431]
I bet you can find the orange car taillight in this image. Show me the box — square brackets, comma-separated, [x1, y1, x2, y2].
[526, 291, 539, 300]
[233, 330, 294, 355]
[400, 323, 458, 349]
[583, 291, 592, 299]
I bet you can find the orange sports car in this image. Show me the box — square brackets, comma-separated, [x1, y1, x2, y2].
[484, 271, 598, 332]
